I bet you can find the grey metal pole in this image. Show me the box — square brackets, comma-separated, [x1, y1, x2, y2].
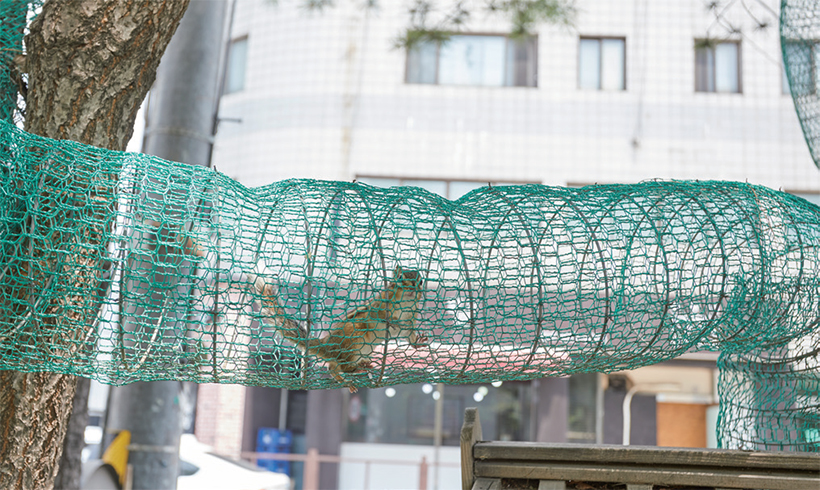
[595, 373, 605, 445]
[278, 389, 289, 431]
[105, 2, 228, 489]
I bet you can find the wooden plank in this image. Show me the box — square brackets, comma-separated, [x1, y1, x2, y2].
[471, 477, 500, 490]
[626, 485, 652, 490]
[461, 408, 483, 490]
[474, 460, 820, 490]
[473, 441, 820, 471]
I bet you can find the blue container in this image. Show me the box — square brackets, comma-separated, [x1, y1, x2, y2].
[257, 428, 293, 475]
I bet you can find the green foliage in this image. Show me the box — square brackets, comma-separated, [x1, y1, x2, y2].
[486, 0, 576, 37]
[391, 0, 573, 50]
[392, 0, 468, 50]
[263, 0, 575, 49]
[301, 0, 335, 11]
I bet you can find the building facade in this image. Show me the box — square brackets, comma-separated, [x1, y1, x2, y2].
[197, 1, 819, 488]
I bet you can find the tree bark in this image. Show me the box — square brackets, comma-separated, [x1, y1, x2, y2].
[54, 377, 90, 490]
[0, 1, 189, 489]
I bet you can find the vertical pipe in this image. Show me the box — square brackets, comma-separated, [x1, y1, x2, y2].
[595, 373, 605, 445]
[622, 385, 639, 445]
[105, 2, 228, 488]
[419, 456, 428, 490]
[303, 448, 320, 490]
[278, 389, 289, 430]
[623, 383, 680, 445]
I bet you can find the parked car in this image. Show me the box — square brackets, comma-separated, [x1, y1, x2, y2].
[82, 433, 290, 490]
[178, 434, 291, 490]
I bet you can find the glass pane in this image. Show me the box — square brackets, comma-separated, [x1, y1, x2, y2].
[601, 39, 625, 90]
[579, 39, 601, 89]
[568, 373, 598, 443]
[403, 179, 447, 197]
[481, 37, 506, 86]
[439, 35, 506, 86]
[344, 383, 532, 445]
[406, 41, 438, 84]
[449, 181, 486, 199]
[357, 177, 400, 188]
[506, 37, 537, 87]
[225, 38, 248, 94]
[793, 193, 820, 207]
[695, 45, 715, 92]
[715, 42, 739, 93]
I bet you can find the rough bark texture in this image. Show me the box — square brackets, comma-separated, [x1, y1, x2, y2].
[54, 376, 90, 490]
[0, 1, 189, 489]
[24, 0, 190, 149]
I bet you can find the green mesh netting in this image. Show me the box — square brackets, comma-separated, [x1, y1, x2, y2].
[782, 0, 820, 168]
[0, 0, 36, 123]
[2, 119, 820, 449]
[1, 0, 819, 452]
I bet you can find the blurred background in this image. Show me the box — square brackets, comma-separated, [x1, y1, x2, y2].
[95, 0, 818, 489]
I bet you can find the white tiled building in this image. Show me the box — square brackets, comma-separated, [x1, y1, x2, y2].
[205, 1, 819, 489]
[213, 0, 819, 196]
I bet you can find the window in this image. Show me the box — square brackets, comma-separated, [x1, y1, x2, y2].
[695, 40, 741, 93]
[790, 192, 820, 207]
[568, 373, 601, 443]
[344, 382, 533, 445]
[224, 36, 248, 94]
[406, 34, 537, 87]
[578, 37, 625, 90]
[357, 177, 535, 200]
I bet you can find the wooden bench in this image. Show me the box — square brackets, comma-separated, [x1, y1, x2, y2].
[460, 408, 820, 490]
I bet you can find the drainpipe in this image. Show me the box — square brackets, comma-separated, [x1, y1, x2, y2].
[622, 383, 680, 446]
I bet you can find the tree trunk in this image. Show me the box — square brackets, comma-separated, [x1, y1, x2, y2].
[54, 377, 90, 490]
[0, 1, 189, 489]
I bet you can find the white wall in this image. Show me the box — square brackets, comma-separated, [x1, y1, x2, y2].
[338, 442, 460, 490]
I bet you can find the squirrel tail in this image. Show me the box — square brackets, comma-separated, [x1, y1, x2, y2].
[246, 272, 326, 355]
[176, 229, 329, 357]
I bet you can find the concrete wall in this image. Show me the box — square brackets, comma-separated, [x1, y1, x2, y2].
[195, 383, 247, 458]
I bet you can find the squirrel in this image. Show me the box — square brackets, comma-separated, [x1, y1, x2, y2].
[181, 233, 427, 392]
